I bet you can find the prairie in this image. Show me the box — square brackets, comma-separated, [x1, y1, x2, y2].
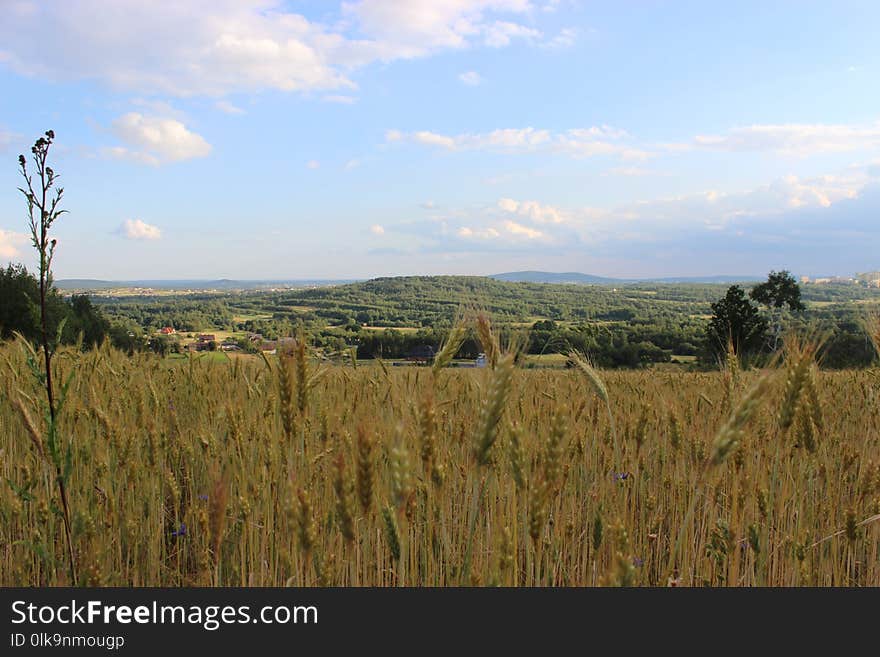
[1, 338, 878, 587]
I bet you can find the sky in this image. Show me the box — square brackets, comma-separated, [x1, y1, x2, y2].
[1, 0, 879, 280]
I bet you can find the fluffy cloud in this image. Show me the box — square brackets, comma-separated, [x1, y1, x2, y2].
[390, 165, 879, 261]
[307, 160, 321, 169]
[502, 220, 544, 239]
[370, 224, 385, 235]
[108, 113, 212, 165]
[498, 198, 566, 224]
[457, 226, 500, 239]
[0, 229, 29, 259]
[458, 70, 482, 86]
[0, 1, 560, 98]
[483, 21, 541, 47]
[544, 27, 577, 49]
[344, 1, 535, 51]
[118, 219, 161, 240]
[386, 125, 650, 160]
[690, 121, 880, 156]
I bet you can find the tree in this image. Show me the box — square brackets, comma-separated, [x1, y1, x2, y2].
[65, 294, 109, 347]
[750, 270, 805, 351]
[750, 270, 805, 311]
[705, 285, 769, 362]
[0, 263, 40, 340]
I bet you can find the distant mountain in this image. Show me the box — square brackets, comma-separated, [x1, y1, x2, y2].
[55, 279, 357, 291]
[491, 271, 761, 285]
[490, 271, 625, 284]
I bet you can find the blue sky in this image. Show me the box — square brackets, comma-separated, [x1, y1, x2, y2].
[1, 0, 879, 279]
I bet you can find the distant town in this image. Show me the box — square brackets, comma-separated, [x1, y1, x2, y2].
[800, 272, 880, 287]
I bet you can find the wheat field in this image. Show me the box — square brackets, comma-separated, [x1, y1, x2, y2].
[1, 333, 879, 587]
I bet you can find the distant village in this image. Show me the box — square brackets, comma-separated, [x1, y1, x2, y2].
[156, 328, 286, 354]
[799, 272, 880, 287]
[154, 327, 490, 366]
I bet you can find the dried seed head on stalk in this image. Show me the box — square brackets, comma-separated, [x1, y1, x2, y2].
[277, 349, 296, 443]
[710, 371, 775, 466]
[508, 422, 526, 491]
[356, 426, 374, 514]
[474, 352, 516, 466]
[542, 410, 568, 492]
[13, 396, 44, 459]
[382, 506, 401, 562]
[208, 470, 229, 561]
[475, 312, 499, 369]
[419, 394, 437, 471]
[295, 488, 317, 556]
[778, 335, 821, 432]
[432, 318, 467, 375]
[333, 452, 356, 543]
[389, 436, 414, 516]
[568, 351, 608, 405]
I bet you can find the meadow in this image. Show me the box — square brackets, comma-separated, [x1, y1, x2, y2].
[2, 317, 878, 588]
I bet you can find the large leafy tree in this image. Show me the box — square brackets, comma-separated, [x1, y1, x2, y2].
[750, 270, 805, 311]
[750, 270, 805, 350]
[705, 285, 769, 361]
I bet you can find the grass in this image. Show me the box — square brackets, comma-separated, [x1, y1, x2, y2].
[1, 335, 878, 587]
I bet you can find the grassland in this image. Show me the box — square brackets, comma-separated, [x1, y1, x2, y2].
[2, 325, 878, 587]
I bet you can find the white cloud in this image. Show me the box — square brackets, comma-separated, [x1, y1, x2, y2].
[307, 160, 321, 169]
[345, 1, 535, 51]
[344, 159, 361, 169]
[690, 121, 880, 157]
[215, 100, 245, 115]
[370, 224, 385, 235]
[576, 171, 869, 237]
[502, 220, 544, 239]
[109, 113, 211, 165]
[410, 131, 459, 149]
[458, 70, 482, 86]
[544, 27, 576, 49]
[386, 125, 650, 160]
[0, 229, 29, 259]
[483, 21, 541, 47]
[413, 165, 877, 254]
[0, 1, 557, 98]
[498, 198, 566, 223]
[457, 226, 501, 239]
[118, 219, 161, 240]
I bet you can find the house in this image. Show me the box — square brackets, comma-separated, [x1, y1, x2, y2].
[197, 334, 216, 343]
[405, 345, 436, 363]
[159, 326, 176, 335]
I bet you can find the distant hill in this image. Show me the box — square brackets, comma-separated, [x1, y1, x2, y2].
[56, 278, 357, 291]
[491, 271, 761, 285]
[490, 271, 624, 284]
